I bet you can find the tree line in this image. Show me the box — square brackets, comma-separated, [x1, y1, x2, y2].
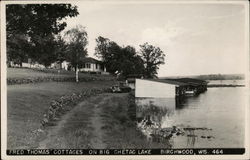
[95, 37, 165, 78]
[6, 4, 165, 78]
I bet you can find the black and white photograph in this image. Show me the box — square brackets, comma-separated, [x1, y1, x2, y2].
[1, 0, 249, 159]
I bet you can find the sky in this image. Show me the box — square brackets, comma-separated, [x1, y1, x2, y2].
[63, 1, 248, 77]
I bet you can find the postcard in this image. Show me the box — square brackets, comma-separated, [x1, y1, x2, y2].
[1, 0, 249, 159]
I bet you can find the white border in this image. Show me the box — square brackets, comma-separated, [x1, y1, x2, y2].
[1, 1, 249, 160]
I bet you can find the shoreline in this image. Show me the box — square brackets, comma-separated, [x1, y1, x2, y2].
[207, 85, 245, 88]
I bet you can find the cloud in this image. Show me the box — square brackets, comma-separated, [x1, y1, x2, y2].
[140, 22, 187, 47]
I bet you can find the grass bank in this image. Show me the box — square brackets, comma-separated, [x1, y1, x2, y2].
[7, 81, 115, 149]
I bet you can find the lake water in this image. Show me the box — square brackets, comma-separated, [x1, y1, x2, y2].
[208, 80, 245, 85]
[136, 87, 247, 148]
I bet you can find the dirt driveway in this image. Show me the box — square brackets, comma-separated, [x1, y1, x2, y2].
[37, 93, 129, 149]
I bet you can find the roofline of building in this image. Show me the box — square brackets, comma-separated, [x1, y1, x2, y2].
[136, 78, 188, 86]
[136, 78, 208, 86]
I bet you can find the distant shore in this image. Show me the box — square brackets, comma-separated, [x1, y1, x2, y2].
[207, 84, 245, 88]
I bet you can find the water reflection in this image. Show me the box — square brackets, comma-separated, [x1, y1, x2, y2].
[136, 96, 214, 148]
[175, 96, 188, 110]
[135, 88, 245, 148]
[136, 97, 186, 147]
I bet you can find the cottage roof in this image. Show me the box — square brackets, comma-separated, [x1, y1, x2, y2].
[81, 57, 101, 64]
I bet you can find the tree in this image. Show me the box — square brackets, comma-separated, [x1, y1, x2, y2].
[54, 35, 67, 63]
[95, 36, 145, 78]
[139, 42, 165, 78]
[31, 34, 59, 67]
[94, 36, 111, 59]
[119, 46, 144, 77]
[64, 25, 88, 82]
[6, 4, 79, 66]
[95, 36, 121, 74]
[6, 33, 30, 66]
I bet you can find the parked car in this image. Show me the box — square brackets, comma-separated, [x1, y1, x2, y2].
[110, 82, 131, 93]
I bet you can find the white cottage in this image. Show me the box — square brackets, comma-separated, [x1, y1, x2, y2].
[49, 57, 108, 74]
[79, 57, 108, 74]
[61, 61, 70, 70]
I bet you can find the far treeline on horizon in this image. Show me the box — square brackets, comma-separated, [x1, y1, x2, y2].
[5, 3, 247, 80]
[161, 73, 245, 80]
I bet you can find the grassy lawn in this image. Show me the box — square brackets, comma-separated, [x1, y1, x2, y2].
[7, 68, 115, 84]
[7, 67, 113, 78]
[7, 68, 58, 78]
[7, 81, 115, 149]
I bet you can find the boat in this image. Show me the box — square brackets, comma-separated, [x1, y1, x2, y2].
[185, 90, 196, 96]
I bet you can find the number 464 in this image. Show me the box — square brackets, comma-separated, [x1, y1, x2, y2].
[212, 149, 223, 154]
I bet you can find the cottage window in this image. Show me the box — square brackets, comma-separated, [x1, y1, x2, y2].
[96, 64, 98, 69]
[85, 63, 91, 68]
